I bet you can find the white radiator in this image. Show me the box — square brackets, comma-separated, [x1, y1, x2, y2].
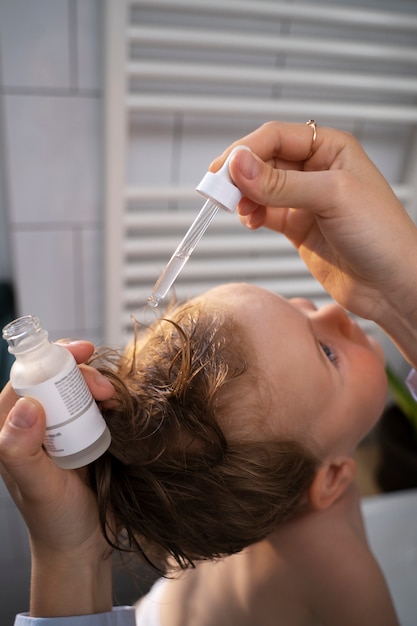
[104, 0, 417, 347]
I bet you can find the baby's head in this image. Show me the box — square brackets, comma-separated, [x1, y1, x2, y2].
[90, 283, 387, 571]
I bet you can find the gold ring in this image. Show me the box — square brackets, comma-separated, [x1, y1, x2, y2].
[306, 119, 317, 159]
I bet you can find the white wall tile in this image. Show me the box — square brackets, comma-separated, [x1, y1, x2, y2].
[0, 95, 12, 281]
[76, 0, 103, 92]
[4, 94, 102, 224]
[0, 0, 70, 90]
[11, 229, 77, 334]
[79, 225, 104, 338]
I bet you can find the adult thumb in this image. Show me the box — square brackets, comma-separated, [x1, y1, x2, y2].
[229, 148, 313, 211]
[228, 149, 288, 203]
[0, 396, 50, 495]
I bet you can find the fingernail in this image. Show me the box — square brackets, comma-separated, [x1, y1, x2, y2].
[94, 373, 115, 392]
[10, 398, 38, 429]
[237, 150, 260, 180]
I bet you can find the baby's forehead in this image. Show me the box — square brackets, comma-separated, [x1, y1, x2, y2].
[198, 282, 265, 300]
[191, 283, 272, 314]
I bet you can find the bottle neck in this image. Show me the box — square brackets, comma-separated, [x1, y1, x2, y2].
[3, 316, 50, 355]
[8, 330, 50, 356]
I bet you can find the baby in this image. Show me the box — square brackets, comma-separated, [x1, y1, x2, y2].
[89, 282, 398, 626]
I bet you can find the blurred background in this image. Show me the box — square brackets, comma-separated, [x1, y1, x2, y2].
[0, 0, 417, 622]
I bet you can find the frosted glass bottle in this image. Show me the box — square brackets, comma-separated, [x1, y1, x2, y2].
[2, 315, 111, 469]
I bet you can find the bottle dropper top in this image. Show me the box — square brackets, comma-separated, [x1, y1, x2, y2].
[148, 145, 251, 307]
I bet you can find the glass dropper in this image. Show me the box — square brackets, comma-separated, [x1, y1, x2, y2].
[147, 200, 219, 307]
[148, 145, 250, 308]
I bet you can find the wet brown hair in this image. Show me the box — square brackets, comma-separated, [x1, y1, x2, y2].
[88, 300, 320, 574]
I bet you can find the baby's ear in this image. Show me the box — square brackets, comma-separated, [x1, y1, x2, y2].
[308, 457, 356, 510]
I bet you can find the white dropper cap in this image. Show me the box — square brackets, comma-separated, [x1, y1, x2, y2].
[195, 145, 251, 213]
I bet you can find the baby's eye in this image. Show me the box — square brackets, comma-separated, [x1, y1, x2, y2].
[320, 342, 338, 366]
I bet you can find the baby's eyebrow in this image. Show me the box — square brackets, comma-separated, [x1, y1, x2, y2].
[305, 316, 329, 368]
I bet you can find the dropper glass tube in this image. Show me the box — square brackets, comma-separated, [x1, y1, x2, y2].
[147, 145, 250, 308]
[147, 199, 219, 307]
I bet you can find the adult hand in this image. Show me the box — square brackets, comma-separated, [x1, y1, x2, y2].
[211, 121, 417, 365]
[0, 341, 115, 616]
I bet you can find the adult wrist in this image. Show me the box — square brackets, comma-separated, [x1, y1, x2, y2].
[29, 549, 113, 617]
[378, 296, 417, 369]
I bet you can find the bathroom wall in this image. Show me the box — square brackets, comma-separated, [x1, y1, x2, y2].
[0, 0, 104, 344]
[0, 1, 104, 620]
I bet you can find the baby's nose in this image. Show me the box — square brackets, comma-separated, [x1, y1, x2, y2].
[313, 303, 354, 338]
[289, 297, 317, 313]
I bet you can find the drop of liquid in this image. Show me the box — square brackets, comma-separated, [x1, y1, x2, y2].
[147, 294, 160, 308]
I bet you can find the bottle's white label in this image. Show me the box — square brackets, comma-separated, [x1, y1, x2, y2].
[15, 362, 107, 457]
